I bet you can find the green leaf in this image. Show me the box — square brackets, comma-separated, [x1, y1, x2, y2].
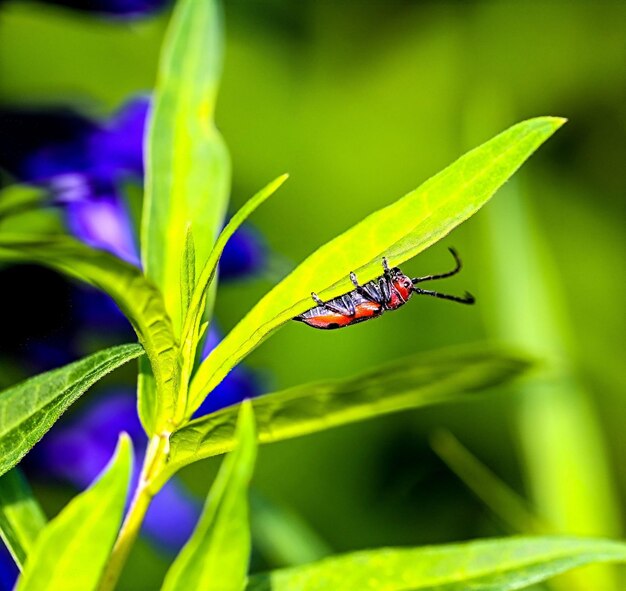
[143, 0, 230, 336]
[162, 401, 257, 591]
[189, 117, 565, 412]
[0, 235, 177, 434]
[0, 343, 143, 477]
[16, 435, 132, 591]
[161, 345, 530, 485]
[0, 185, 46, 220]
[246, 537, 626, 591]
[178, 174, 288, 419]
[0, 468, 47, 569]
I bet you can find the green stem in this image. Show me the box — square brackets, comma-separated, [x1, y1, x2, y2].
[97, 433, 169, 591]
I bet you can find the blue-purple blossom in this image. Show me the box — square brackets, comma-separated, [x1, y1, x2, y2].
[0, 99, 267, 277]
[0, 544, 18, 591]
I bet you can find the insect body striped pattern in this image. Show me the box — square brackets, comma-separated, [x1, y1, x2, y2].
[294, 248, 474, 330]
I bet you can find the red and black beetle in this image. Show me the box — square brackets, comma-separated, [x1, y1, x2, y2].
[294, 248, 474, 330]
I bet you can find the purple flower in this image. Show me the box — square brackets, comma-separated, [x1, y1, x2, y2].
[0, 99, 267, 277]
[0, 544, 18, 591]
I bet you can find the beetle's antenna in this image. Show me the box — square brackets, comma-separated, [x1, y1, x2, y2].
[412, 248, 462, 284]
[412, 287, 475, 305]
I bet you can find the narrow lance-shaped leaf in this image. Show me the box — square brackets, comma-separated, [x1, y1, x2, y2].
[178, 174, 288, 420]
[189, 117, 565, 413]
[16, 435, 132, 591]
[0, 468, 47, 569]
[0, 342, 143, 478]
[143, 0, 230, 336]
[0, 236, 176, 434]
[246, 536, 626, 591]
[162, 401, 257, 591]
[158, 345, 530, 486]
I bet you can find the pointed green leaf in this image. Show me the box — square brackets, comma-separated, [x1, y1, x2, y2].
[190, 117, 565, 412]
[143, 0, 230, 336]
[0, 468, 46, 569]
[0, 236, 177, 434]
[161, 346, 530, 485]
[0, 342, 143, 477]
[178, 174, 289, 418]
[246, 537, 626, 591]
[162, 401, 256, 591]
[16, 435, 132, 591]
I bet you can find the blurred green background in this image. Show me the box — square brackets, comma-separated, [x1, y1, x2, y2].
[0, 1, 624, 589]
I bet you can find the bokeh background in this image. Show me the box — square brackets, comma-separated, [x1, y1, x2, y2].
[0, 1, 624, 589]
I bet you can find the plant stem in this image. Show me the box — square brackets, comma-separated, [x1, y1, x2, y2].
[97, 433, 169, 591]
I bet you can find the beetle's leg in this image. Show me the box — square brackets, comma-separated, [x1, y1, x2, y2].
[351, 272, 384, 305]
[412, 248, 462, 284]
[310, 292, 354, 316]
[379, 275, 392, 305]
[382, 257, 391, 277]
[341, 294, 356, 316]
[413, 287, 475, 305]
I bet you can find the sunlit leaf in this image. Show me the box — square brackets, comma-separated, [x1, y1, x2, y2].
[159, 346, 530, 485]
[162, 401, 256, 591]
[189, 117, 565, 413]
[16, 435, 132, 591]
[178, 174, 288, 418]
[0, 235, 176, 434]
[0, 343, 143, 477]
[143, 0, 230, 336]
[246, 537, 626, 591]
[0, 468, 46, 569]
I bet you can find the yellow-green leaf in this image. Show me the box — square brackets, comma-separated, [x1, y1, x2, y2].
[189, 117, 564, 413]
[0, 468, 46, 569]
[142, 0, 230, 336]
[246, 537, 626, 591]
[160, 346, 530, 486]
[16, 435, 132, 591]
[0, 342, 143, 477]
[162, 401, 256, 591]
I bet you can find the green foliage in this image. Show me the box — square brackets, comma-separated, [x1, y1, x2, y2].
[0, 185, 46, 220]
[142, 0, 230, 337]
[178, 174, 288, 419]
[189, 117, 565, 413]
[16, 435, 132, 591]
[0, 468, 46, 569]
[246, 537, 626, 591]
[0, 343, 143, 478]
[160, 346, 531, 485]
[0, 236, 175, 434]
[162, 401, 256, 591]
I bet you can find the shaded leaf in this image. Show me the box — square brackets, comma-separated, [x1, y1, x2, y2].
[0, 468, 46, 569]
[162, 401, 256, 591]
[16, 435, 132, 591]
[160, 345, 530, 485]
[0, 236, 176, 434]
[0, 185, 46, 220]
[190, 117, 564, 412]
[143, 0, 230, 336]
[246, 537, 626, 591]
[0, 343, 143, 477]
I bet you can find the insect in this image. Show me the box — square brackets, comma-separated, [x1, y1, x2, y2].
[294, 248, 474, 330]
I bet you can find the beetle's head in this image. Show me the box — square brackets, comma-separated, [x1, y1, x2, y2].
[389, 268, 414, 303]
